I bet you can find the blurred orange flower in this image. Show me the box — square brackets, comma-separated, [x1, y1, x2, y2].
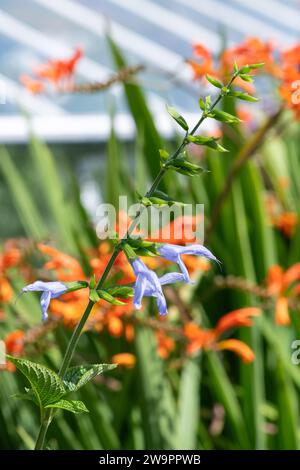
[267, 263, 300, 325]
[20, 47, 83, 93]
[38, 243, 85, 281]
[184, 307, 261, 362]
[112, 353, 136, 368]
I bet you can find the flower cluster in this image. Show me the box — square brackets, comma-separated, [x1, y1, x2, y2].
[187, 37, 300, 119]
[20, 47, 83, 94]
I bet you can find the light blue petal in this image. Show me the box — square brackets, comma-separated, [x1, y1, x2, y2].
[40, 291, 51, 321]
[133, 274, 147, 310]
[159, 272, 185, 285]
[179, 244, 219, 263]
[177, 256, 191, 283]
[22, 280, 67, 295]
[156, 292, 168, 316]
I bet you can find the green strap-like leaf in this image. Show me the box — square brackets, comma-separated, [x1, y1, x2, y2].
[45, 399, 89, 414]
[7, 356, 66, 408]
[63, 364, 117, 393]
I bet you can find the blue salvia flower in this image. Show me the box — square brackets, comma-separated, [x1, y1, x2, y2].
[22, 281, 67, 321]
[131, 258, 184, 316]
[158, 243, 219, 283]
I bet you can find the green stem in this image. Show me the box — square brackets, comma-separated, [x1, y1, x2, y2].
[34, 72, 239, 450]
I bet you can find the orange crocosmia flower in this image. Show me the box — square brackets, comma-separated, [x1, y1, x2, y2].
[184, 322, 215, 355]
[275, 296, 290, 326]
[217, 339, 255, 363]
[20, 75, 45, 94]
[214, 307, 261, 336]
[266, 263, 300, 325]
[156, 330, 176, 359]
[112, 353, 136, 368]
[38, 243, 85, 281]
[221, 37, 279, 77]
[35, 47, 83, 87]
[279, 43, 300, 119]
[184, 309, 257, 362]
[125, 324, 135, 342]
[0, 246, 22, 271]
[149, 214, 203, 244]
[273, 212, 298, 238]
[0, 277, 13, 303]
[187, 43, 217, 81]
[5, 330, 25, 355]
[106, 314, 124, 337]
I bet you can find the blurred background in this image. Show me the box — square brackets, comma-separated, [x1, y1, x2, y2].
[1, 0, 300, 451]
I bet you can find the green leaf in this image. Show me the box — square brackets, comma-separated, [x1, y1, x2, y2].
[106, 286, 134, 298]
[166, 105, 189, 131]
[7, 356, 65, 408]
[168, 159, 205, 176]
[97, 289, 126, 305]
[123, 242, 139, 261]
[187, 135, 228, 152]
[45, 399, 89, 414]
[239, 64, 251, 74]
[229, 91, 258, 102]
[159, 149, 169, 162]
[65, 280, 89, 292]
[199, 98, 206, 111]
[89, 289, 100, 303]
[176, 358, 201, 449]
[206, 74, 223, 89]
[208, 109, 241, 124]
[63, 364, 117, 393]
[239, 74, 253, 83]
[248, 62, 265, 70]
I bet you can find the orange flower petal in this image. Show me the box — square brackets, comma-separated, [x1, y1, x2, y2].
[5, 330, 25, 355]
[284, 262, 300, 286]
[215, 307, 261, 336]
[112, 353, 136, 368]
[217, 339, 255, 363]
[275, 296, 290, 326]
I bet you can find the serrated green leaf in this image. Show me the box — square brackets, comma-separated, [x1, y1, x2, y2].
[45, 399, 89, 414]
[166, 105, 189, 131]
[63, 364, 117, 393]
[7, 356, 65, 408]
[206, 74, 223, 89]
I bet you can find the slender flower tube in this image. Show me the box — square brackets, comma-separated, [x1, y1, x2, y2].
[22, 281, 67, 321]
[158, 243, 219, 283]
[131, 258, 184, 315]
